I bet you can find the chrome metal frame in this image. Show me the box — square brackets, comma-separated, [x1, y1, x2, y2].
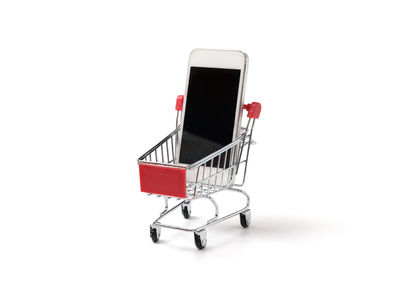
[138, 110, 257, 239]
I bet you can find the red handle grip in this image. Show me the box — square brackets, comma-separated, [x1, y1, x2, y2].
[243, 102, 262, 119]
[175, 95, 184, 111]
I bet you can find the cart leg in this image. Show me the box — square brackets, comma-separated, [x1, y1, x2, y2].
[205, 196, 219, 223]
[160, 197, 169, 216]
[194, 229, 207, 250]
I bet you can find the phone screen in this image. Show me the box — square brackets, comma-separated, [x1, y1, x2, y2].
[179, 66, 241, 166]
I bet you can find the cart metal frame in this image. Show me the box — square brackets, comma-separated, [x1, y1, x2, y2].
[138, 95, 261, 249]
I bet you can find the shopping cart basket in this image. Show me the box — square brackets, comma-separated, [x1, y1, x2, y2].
[138, 95, 261, 249]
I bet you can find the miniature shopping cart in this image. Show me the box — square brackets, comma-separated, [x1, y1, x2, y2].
[137, 95, 261, 249]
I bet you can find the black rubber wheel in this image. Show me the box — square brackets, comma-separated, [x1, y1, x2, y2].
[181, 205, 191, 219]
[150, 226, 159, 243]
[194, 232, 207, 250]
[240, 211, 251, 228]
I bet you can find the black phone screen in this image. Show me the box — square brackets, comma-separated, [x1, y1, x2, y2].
[179, 66, 241, 166]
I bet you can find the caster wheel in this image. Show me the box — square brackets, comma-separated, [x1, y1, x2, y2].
[150, 225, 160, 243]
[181, 202, 191, 219]
[240, 209, 251, 228]
[194, 230, 207, 250]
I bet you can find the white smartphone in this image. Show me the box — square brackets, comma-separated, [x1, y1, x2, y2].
[176, 49, 248, 183]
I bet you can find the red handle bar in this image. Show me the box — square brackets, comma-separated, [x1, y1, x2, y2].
[175, 95, 261, 119]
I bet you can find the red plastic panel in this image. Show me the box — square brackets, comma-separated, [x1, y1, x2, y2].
[175, 95, 184, 111]
[243, 102, 262, 119]
[139, 164, 186, 198]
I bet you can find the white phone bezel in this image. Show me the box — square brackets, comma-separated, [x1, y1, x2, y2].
[176, 48, 248, 165]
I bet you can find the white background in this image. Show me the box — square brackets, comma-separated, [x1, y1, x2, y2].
[1, 0, 399, 280]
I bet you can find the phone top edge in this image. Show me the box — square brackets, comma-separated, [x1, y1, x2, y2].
[189, 49, 247, 70]
[190, 48, 247, 56]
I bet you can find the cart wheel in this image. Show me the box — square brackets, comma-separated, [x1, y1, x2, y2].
[150, 225, 160, 243]
[240, 209, 251, 228]
[181, 202, 191, 219]
[194, 230, 207, 250]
